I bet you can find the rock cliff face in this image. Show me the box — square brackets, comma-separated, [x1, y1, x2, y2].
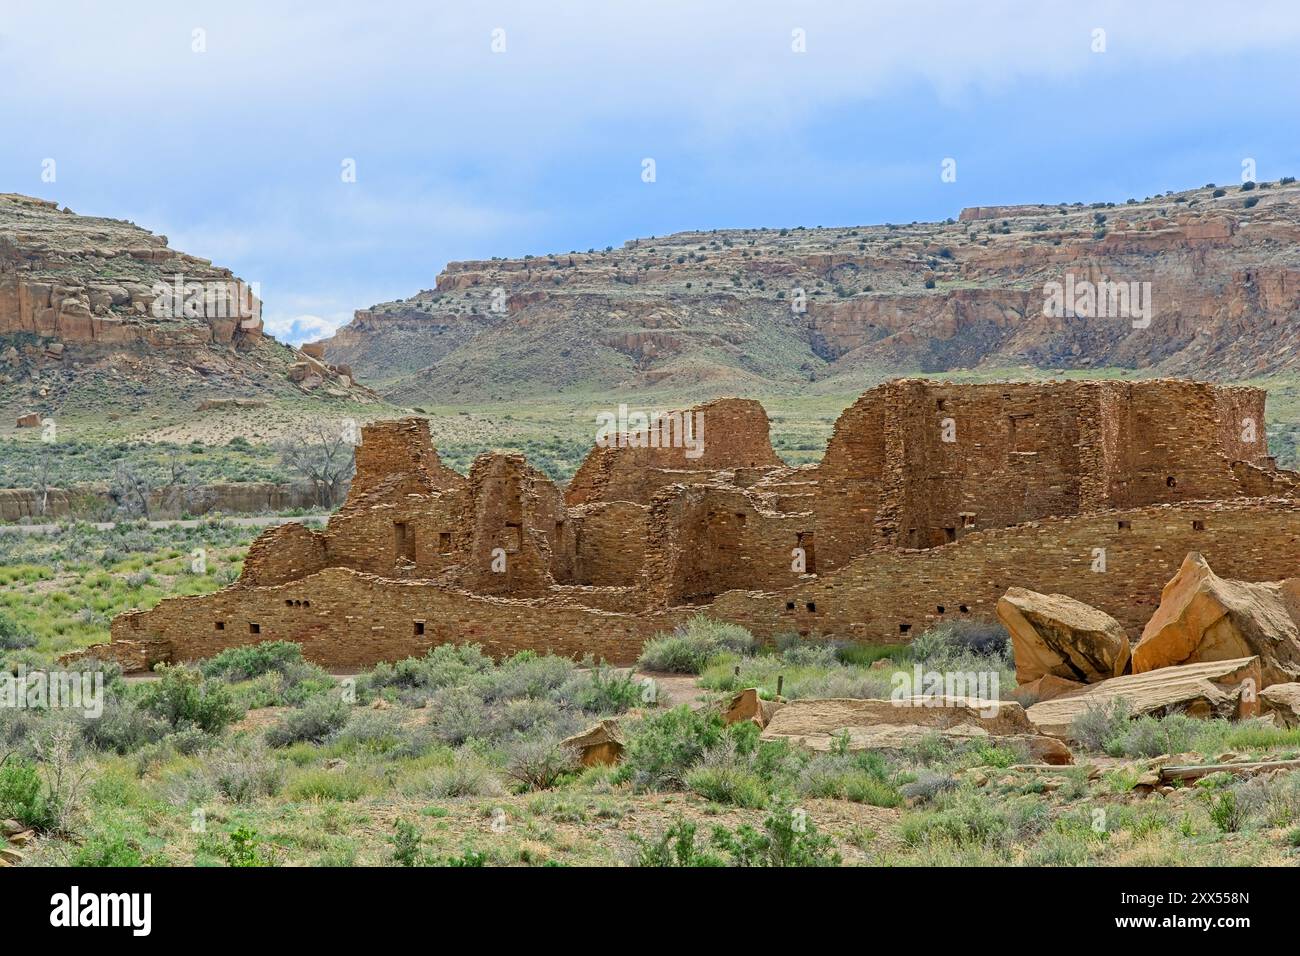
[0, 193, 374, 417]
[313, 181, 1300, 402]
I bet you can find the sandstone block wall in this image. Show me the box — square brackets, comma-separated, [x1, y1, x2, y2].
[100, 381, 1299, 673]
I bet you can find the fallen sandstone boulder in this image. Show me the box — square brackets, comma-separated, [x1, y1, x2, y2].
[759, 696, 1072, 764]
[1260, 682, 1300, 729]
[1010, 673, 1089, 706]
[1026, 656, 1262, 739]
[560, 719, 625, 767]
[722, 687, 786, 728]
[997, 586, 1130, 684]
[1132, 553, 1300, 687]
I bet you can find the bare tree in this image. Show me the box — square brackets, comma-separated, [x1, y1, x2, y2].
[277, 421, 356, 508]
[28, 442, 55, 518]
[109, 460, 154, 519]
[158, 449, 214, 518]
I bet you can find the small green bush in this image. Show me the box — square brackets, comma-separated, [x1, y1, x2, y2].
[616, 706, 725, 790]
[0, 755, 56, 830]
[636, 616, 756, 674]
[265, 694, 351, 747]
[136, 665, 242, 735]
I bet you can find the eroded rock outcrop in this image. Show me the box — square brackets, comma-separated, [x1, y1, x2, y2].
[1026, 656, 1262, 739]
[1132, 553, 1300, 687]
[997, 587, 1131, 684]
[759, 696, 1072, 764]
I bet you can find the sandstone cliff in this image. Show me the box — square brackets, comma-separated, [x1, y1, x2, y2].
[0, 193, 377, 428]
[313, 180, 1300, 403]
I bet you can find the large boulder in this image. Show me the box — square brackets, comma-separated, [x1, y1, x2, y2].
[1026, 656, 1262, 739]
[1132, 553, 1300, 687]
[560, 719, 625, 767]
[997, 587, 1130, 684]
[759, 696, 1072, 764]
[1260, 683, 1300, 729]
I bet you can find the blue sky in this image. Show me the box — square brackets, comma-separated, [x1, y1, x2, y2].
[2, 1, 1298, 344]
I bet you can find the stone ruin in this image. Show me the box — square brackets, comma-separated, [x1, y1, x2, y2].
[88, 378, 1300, 671]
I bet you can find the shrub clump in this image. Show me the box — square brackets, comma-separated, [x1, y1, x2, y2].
[136, 665, 242, 735]
[265, 694, 351, 747]
[636, 616, 756, 674]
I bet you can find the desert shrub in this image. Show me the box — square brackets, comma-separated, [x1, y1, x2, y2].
[477, 651, 577, 702]
[797, 752, 901, 807]
[637, 616, 756, 674]
[390, 820, 422, 866]
[711, 800, 841, 867]
[72, 828, 144, 867]
[494, 696, 571, 736]
[566, 664, 646, 714]
[200, 640, 304, 681]
[795, 669, 892, 700]
[685, 738, 771, 808]
[425, 752, 503, 798]
[899, 770, 959, 804]
[616, 706, 725, 790]
[1070, 697, 1132, 752]
[79, 698, 170, 755]
[631, 817, 724, 867]
[265, 695, 351, 747]
[1208, 789, 1245, 833]
[136, 665, 242, 735]
[779, 643, 841, 668]
[900, 791, 1012, 848]
[359, 643, 493, 701]
[426, 686, 489, 745]
[287, 768, 369, 802]
[325, 712, 410, 754]
[0, 707, 49, 756]
[208, 745, 284, 803]
[501, 734, 580, 791]
[0, 611, 35, 650]
[1104, 712, 1199, 758]
[909, 620, 1011, 668]
[1235, 772, 1300, 828]
[0, 755, 56, 830]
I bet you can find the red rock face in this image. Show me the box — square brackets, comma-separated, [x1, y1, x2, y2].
[312, 182, 1300, 401]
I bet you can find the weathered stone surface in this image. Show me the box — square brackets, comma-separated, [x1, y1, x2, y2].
[1010, 674, 1089, 706]
[15, 412, 40, 427]
[1260, 683, 1300, 729]
[1132, 553, 1300, 687]
[759, 695, 1040, 753]
[722, 688, 785, 728]
[997, 586, 1131, 684]
[560, 719, 625, 767]
[1026, 656, 1262, 739]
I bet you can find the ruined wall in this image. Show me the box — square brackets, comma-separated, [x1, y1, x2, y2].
[569, 501, 648, 587]
[565, 397, 783, 505]
[642, 483, 811, 605]
[240, 522, 330, 587]
[1101, 380, 1267, 507]
[114, 567, 674, 669]
[809, 378, 1273, 566]
[710, 498, 1300, 645]
[350, 418, 465, 498]
[459, 453, 570, 596]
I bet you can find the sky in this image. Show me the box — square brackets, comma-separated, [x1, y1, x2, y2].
[2, 1, 1298, 344]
